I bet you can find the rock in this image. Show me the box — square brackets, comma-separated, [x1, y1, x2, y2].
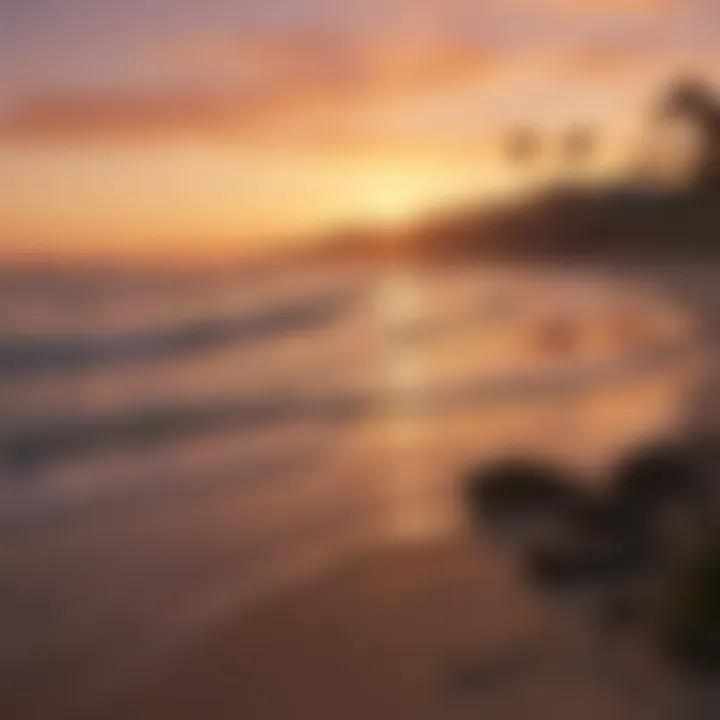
[659, 542, 720, 675]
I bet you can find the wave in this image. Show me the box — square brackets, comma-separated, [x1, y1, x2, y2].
[0, 338, 694, 478]
[0, 288, 359, 377]
[0, 394, 371, 477]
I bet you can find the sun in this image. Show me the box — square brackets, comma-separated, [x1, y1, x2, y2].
[352, 164, 450, 225]
[362, 183, 430, 224]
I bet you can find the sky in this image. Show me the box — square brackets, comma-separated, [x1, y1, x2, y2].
[1, 0, 719, 259]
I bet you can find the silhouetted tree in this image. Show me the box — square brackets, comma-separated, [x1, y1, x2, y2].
[658, 76, 720, 191]
[562, 124, 595, 166]
[504, 127, 540, 167]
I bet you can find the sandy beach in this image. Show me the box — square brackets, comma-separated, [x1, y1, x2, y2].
[79, 536, 677, 720]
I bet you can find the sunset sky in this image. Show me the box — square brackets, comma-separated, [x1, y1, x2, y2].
[1, 0, 719, 259]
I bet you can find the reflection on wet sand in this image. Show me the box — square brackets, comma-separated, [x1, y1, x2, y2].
[373, 265, 704, 544]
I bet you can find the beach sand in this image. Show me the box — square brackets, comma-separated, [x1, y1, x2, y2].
[85, 537, 674, 720]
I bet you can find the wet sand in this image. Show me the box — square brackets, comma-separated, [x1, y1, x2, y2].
[82, 537, 674, 720]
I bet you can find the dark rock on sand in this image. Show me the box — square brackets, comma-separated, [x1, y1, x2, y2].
[466, 459, 583, 525]
[659, 543, 720, 675]
[612, 442, 705, 514]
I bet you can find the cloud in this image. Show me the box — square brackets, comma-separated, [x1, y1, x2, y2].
[550, 47, 652, 78]
[546, 0, 675, 15]
[1, 87, 311, 142]
[0, 32, 497, 143]
[1, 28, 697, 146]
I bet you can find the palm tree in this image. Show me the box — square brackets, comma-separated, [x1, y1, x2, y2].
[505, 126, 540, 167]
[657, 77, 720, 191]
[562, 124, 595, 167]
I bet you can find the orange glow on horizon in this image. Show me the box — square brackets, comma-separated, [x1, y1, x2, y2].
[0, 39, 712, 259]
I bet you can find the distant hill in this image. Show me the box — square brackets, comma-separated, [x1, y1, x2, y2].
[397, 180, 720, 263]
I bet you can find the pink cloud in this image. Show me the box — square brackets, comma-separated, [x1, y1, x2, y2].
[0, 32, 497, 142]
[546, 0, 676, 15]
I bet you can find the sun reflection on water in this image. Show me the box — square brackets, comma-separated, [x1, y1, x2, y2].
[371, 266, 705, 543]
